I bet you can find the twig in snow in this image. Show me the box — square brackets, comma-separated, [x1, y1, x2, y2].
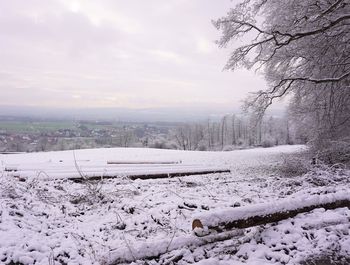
[73, 151, 87, 180]
[36, 170, 51, 180]
[166, 211, 178, 252]
[122, 232, 136, 261]
[48, 247, 55, 265]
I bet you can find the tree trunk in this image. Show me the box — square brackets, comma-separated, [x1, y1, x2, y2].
[192, 192, 350, 233]
[109, 229, 244, 264]
[232, 114, 236, 145]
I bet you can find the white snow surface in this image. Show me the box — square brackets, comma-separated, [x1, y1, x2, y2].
[0, 145, 349, 265]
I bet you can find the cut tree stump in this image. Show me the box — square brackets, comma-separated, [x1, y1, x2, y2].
[192, 192, 350, 233]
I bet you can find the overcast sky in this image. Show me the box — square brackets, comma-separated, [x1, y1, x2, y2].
[0, 0, 267, 110]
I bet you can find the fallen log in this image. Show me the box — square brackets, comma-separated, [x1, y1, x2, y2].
[108, 229, 244, 264]
[69, 169, 231, 182]
[107, 160, 181, 165]
[4, 166, 18, 172]
[127, 169, 230, 180]
[192, 192, 350, 233]
[0, 152, 25, 154]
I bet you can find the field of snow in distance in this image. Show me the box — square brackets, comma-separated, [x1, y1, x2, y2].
[1, 145, 306, 180]
[1, 144, 349, 265]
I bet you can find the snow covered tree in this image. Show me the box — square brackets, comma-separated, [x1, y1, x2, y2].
[215, 0, 350, 159]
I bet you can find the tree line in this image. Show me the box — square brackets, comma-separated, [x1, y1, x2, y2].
[172, 114, 297, 151]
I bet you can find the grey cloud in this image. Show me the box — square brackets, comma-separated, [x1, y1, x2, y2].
[0, 0, 267, 110]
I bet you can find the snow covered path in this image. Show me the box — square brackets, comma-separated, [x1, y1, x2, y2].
[0, 145, 349, 265]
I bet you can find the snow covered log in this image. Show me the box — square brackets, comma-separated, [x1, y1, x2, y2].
[107, 160, 181, 164]
[108, 229, 244, 264]
[192, 192, 350, 233]
[69, 169, 231, 182]
[127, 169, 230, 180]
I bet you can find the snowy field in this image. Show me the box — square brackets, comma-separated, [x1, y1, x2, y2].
[0, 145, 349, 265]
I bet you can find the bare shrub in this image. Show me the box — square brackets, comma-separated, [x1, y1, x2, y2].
[261, 138, 275, 148]
[274, 159, 349, 197]
[71, 151, 105, 205]
[222, 145, 235, 151]
[0, 177, 21, 199]
[149, 140, 170, 149]
[278, 150, 349, 189]
[69, 180, 104, 205]
[314, 140, 350, 166]
[196, 144, 207, 151]
[303, 167, 349, 187]
[279, 153, 311, 177]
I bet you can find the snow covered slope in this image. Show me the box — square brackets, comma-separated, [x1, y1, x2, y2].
[1, 145, 304, 180]
[0, 145, 349, 265]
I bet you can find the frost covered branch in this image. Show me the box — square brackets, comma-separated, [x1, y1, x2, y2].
[216, 0, 350, 150]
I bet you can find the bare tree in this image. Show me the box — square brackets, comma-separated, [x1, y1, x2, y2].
[174, 125, 189, 150]
[220, 116, 227, 149]
[231, 114, 236, 145]
[214, 0, 350, 156]
[207, 119, 213, 150]
[119, 127, 133, 147]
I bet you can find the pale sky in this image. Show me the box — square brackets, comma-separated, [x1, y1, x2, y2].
[0, 0, 267, 110]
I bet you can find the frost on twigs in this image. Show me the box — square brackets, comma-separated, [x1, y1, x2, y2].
[279, 153, 312, 177]
[215, 0, 350, 158]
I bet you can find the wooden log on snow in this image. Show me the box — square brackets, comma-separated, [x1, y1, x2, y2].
[108, 229, 244, 264]
[192, 192, 350, 233]
[69, 169, 230, 182]
[107, 160, 181, 165]
[127, 169, 230, 180]
[0, 152, 25, 154]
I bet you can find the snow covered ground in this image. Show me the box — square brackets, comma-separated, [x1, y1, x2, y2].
[0, 145, 349, 265]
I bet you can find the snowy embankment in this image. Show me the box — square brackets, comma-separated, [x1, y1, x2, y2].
[0, 145, 349, 265]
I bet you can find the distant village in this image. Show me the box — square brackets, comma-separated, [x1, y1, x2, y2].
[0, 119, 175, 152]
